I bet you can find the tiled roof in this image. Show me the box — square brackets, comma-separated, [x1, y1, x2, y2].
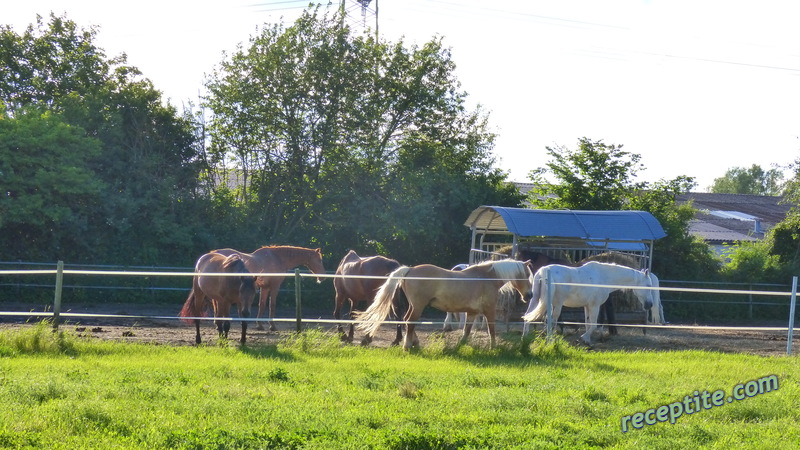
[677, 192, 792, 243]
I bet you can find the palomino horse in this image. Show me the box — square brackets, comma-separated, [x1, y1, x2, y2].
[357, 259, 534, 350]
[334, 250, 405, 345]
[179, 252, 257, 344]
[521, 261, 655, 345]
[213, 246, 326, 331]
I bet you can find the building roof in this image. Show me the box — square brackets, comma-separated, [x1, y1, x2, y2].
[677, 192, 792, 243]
[464, 206, 667, 241]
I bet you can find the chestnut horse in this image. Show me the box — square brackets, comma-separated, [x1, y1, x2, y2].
[213, 246, 326, 331]
[357, 259, 534, 350]
[334, 250, 404, 345]
[179, 252, 257, 344]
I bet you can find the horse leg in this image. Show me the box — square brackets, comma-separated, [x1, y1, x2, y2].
[461, 313, 477, 344]
[348, 300, 357, 344]
[239, 305, 250, 344]
[334, 292, 347, 339]
[603, 298, 618, 336]
[268, 286, 279, 332]
[443, 312, 454, 332]
[484, 310, 497, 349]
[581, 305, 601, 346]
[390, 325, 402, 346]
[403, 306, 419, 350]
[194, 320, 201, 345]
[256, 285, 269, 331]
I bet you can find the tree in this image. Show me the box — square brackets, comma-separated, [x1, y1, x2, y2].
[204, 8, 520, 265]
[710, 164, 784, 195]
[1, 14, 206, 264]
[527, 137, 720, 280]
[0, 108, 104, 260]
[527, 138, 646, 210]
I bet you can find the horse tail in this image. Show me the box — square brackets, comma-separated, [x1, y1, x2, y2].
[179, 283, 207, 324]
[522, 271, 547, 322]
[356, 266, 410, 337]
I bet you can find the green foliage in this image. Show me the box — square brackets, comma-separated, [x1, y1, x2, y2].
[721, 240, 786, 283]
[0, 108, 104, 259]
[204, 8, 520, 265]
[0, 14, 210, 265]
[527, 137, 645, 210]
[526, 137, 717, 281]
[710, 164, 784, 195]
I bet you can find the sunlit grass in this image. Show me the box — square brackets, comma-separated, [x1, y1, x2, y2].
[0, 324, 797, 448]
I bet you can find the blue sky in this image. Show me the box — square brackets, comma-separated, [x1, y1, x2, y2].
[7, 0, 800, 191]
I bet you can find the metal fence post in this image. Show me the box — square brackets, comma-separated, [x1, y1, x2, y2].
[295, 269, 302, 332]
[787, 276, 797, 356]
[545, 273, 553, 342]
[53, 261, 64, 330]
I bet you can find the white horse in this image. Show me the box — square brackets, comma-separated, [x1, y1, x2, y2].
[522, 261, 655, 345]
[648, 272, 664, 325]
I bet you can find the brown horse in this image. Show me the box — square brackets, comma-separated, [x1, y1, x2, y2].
[179, 252, 257, 344]
[333, 250, 404, 345]
[213, 246, 326, 331]
[357, 260, 534, 350]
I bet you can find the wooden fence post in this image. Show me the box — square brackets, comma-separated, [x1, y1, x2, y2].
[53, 261, 64, 330]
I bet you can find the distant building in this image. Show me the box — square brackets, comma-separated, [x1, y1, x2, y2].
[677, 192, 792, 259]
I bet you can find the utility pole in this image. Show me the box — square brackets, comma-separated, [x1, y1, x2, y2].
[339, 0, 379, 39]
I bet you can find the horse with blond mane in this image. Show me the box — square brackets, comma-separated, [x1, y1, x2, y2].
[357, 259, 534, 350]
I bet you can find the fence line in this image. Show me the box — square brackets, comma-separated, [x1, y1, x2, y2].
[0, 263, 798, 354]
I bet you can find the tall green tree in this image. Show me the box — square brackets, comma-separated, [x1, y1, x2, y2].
[1, 14, 206, 264]
[0, 108, 104, 260]
[527, 137, 719, 280]
[527, 138, 646, 210]
[710, 164, 784, 195]
[204, 8, 520, 265]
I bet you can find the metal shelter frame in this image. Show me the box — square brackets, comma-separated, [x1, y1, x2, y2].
[464, 206, 667, 270]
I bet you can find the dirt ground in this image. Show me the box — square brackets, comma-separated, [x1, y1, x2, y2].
[0, 301, 796, 357]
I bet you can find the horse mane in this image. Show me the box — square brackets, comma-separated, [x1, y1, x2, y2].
[472, 259, 528, 280]
[580, 252, 640, 269]
[257, 245, 322, 258]
[221, 254, 244, 270]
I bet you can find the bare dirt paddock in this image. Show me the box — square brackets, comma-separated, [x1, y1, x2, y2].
[0, 302, 796, 357]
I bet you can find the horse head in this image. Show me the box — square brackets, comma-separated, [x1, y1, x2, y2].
[634, 269, 655, 311]
[504, 261, 534, 302]
[307, 248, 326, 284]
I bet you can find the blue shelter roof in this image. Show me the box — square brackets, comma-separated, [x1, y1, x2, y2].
[464, 206, 667, 241]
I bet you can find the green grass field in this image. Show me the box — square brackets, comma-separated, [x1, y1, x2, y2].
[0, 323, 797, 449]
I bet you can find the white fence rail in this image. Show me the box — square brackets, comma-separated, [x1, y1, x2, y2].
[0, 262, 798, 355]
